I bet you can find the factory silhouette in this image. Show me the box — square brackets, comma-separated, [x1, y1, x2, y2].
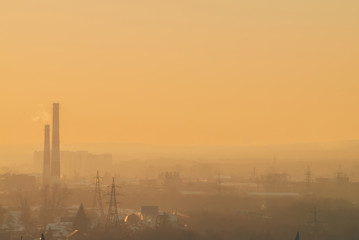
[0, 102, 358, 240]
[42, 103, 61, 186]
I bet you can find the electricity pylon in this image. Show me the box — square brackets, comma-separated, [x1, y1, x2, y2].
[105, 177, 120, 229]
[92, 170, 105, 219]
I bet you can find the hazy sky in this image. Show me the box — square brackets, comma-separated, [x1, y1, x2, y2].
[1, 0, 358, 146]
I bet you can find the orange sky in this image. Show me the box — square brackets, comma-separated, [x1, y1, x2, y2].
[1, 0, 358, 146]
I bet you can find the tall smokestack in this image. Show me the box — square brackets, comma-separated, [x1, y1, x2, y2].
[51, 103, 60, 183]
[42, 125, 51, 186]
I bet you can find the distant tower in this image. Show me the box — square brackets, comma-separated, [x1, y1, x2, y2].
[336, 165, 348, 184]
[51, 103, 60, 184]
[105, 178, 120, 228]
[42, 125, 51, 186]
[311, 207, 319, 240]
[93, 170, 105, 219]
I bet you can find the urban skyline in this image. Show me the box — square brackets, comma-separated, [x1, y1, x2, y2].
[1, 0, 359, 239]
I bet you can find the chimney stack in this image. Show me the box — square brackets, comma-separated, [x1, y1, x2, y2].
[51, 103, 60, 183]
[42, 125, 51, 186]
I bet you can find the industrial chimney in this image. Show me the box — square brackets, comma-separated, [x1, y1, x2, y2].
[42, 125, 51, 186]
[51, 103, 60, 183]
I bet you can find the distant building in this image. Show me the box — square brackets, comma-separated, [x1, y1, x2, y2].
[262, 173, 288, 184]
[0, 174, 36, 191]
[336, 166, 350, 184]
[156, 212, 179, 226]
[34, 151, 112, 176]
[261, 173, 289, 192]
[141, 206, 159, 227]
[125, 213, 141, 225]
[141, 206, 159, 217]
[140, 206, 180, 228]
[158, 171, 181, 185]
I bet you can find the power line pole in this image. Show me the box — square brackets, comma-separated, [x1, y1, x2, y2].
[105, 177, 120, 229]
[93, 170, 105, 219]
[310, 207, 319, 240]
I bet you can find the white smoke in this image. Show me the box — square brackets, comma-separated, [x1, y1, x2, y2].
[32, 106, 50, 123]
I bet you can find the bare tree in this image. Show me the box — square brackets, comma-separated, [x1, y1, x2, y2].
[39, 184, 70, 225]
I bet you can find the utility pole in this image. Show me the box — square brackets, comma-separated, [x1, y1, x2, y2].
[310, 207, 319, 240]
[93, 170, 105, 219]
[105, 177, 120, 229]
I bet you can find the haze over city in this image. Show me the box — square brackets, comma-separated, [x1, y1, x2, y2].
[1, 0, 359, 240]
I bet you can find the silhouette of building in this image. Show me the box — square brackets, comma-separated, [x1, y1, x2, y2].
[125, 213, 140, 225]
[141, 206, 159, 227]
[141, 206, 159, 217]
[0, 174, 36, 191]
[34, 151, 113, 176]
[159, 171, 181, 185]
[43, 125, 51, 186]
[51, 103, 60, 184]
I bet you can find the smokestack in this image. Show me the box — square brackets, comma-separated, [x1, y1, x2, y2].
[51, 103, 60, 183]
[42, 125, 51, 186]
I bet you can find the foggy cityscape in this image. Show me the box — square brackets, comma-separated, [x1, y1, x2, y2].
[1, 0, 359, 240]
[1, 104, 359, 240]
